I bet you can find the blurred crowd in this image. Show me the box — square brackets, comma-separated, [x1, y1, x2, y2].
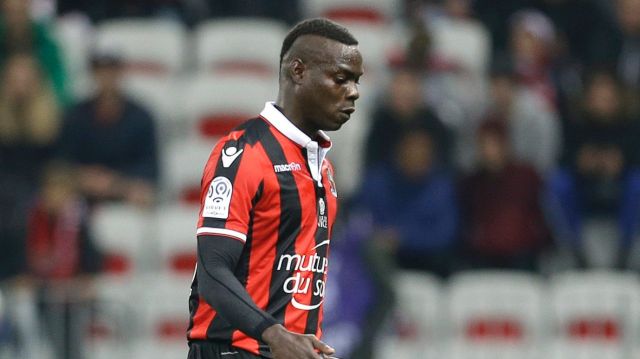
[1, 0, 640, 358]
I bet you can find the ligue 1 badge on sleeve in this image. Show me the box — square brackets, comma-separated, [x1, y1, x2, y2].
[327, 167, 337, 197]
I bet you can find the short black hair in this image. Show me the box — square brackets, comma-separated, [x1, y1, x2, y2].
[279, 18, 358, 65]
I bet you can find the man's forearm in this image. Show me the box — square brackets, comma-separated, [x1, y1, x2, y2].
[197, 236, 278, 339]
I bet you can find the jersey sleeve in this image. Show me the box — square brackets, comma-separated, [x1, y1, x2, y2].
[197, 134, 264, 243]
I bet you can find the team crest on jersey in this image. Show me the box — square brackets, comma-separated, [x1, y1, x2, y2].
[203, 176, 233, 219]
[327, 167, 337, 197]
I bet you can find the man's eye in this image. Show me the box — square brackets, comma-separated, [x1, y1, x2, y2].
[335, 77, 346, 84]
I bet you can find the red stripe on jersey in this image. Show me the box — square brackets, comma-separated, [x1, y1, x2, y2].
[189, 297, 216, 339]
[231, 330, 259, 353]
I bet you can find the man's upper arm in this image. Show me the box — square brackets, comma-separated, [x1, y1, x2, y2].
[197, 136, 263, 244]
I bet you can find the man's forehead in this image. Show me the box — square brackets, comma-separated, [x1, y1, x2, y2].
[292, 35, 361, 62]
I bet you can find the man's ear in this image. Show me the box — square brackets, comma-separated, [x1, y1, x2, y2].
[288, 58, 305, 85]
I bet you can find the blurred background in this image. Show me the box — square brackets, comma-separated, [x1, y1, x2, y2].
[1, 0, 640, 358]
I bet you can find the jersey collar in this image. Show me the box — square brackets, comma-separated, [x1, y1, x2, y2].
[260, 102, 332, 184]
[260, 102, 332, 150]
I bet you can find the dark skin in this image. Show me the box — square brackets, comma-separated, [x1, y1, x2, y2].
[275, 35, 363, 138]
[261, 35, 363, 359]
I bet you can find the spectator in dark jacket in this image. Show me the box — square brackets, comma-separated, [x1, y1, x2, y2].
[460, 120, 550, 271]
[58, 50, 158, 207]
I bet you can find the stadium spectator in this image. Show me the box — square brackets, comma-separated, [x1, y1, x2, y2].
[588, 0, 640, 93]
[358, 126, 459, 277]
[424, 0, 491, 77]
[531, 0, 607, 64]
[509, 9, 560, 108]
[57, 50, 158, 207]
[457, 61, 561, 174]
[0, 0, 69, 105]
[472, 0, 530, 54]
[364, 69, 453, 169]
[546, 70, 640, 268]
[460, 120, 550, 271]
[26, 162, 102, 359]
[0, 52, 60, 281]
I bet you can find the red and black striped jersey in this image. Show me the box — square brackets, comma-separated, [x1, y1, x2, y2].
[187, 102, 339, 356]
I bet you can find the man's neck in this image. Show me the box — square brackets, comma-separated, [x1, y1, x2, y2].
[274, 99, 317, 139]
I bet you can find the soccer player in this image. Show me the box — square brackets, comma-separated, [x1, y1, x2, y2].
[186, 18, 363, 359]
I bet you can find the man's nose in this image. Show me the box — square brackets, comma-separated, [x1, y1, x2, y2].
[346, 82, 359, 101]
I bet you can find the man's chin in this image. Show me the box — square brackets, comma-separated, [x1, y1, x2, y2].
[324, 122, 344, 132]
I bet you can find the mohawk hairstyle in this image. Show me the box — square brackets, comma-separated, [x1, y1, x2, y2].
[279, 18, 358, 65]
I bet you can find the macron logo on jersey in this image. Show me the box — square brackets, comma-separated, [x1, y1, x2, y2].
[221, 147, 243, 168]
[274, 162, 302, 173]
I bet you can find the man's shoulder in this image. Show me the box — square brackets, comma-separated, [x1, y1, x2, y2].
[216, 117, 270, 150]
[207, 117, 272, 168]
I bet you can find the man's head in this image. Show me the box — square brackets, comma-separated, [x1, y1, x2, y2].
[90, 50, 124, 97]
[477, 120, 511, 172]
[584, 69, 624, 121]
[617, 0, 640, 35]
[394, 127, 436, 181]
[278, 18, 363, 135]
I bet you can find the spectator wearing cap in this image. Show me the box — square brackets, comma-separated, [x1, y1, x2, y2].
[57, 50, 158, 208]
[0, 0, 69, 106]
[509, 9, 560, 108]
[459, 120, 551, 271]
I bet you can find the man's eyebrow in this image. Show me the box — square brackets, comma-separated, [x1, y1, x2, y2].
[336, 67, 363, 78]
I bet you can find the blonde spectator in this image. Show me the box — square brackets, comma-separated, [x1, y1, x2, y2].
[0, 52, 60, 148]
[0, 0, 69, 105]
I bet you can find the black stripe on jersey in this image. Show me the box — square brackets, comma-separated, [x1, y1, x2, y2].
[304, 184, 329, 334]
[236, 180, 264, 287]
[202, 119, 263, 229]
[255, 120, 302, 330]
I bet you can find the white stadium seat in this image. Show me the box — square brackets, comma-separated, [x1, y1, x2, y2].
[445, 271, 545, 359]
[548, 271, 640, 359]
[377, 271, 444, 359]
[302, 0, 400, 24]
[546, 341, 627, 359]
[90, 203, 153, 276]
[94, 19, 187, 76]
[162, 136, 215, 205]
[154, 204, 199, 276]
[134, 274, 191, 359]
[194, 18, 288, 77]
[181, 74, 276, 138]
[340, 22, 406, 74]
